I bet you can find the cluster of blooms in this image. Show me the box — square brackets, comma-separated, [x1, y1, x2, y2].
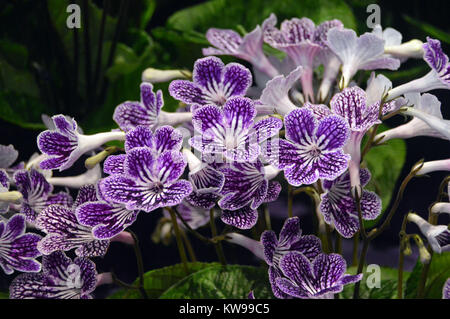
[0, 12, 449, 299]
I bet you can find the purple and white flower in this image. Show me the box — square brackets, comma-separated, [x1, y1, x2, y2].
[14, 169, 73, 223]
[203, 14, 279, 78]
[319, 168, 382, 238]
[35, 185, 132, 257]
[190, 96, 282, 163]
[264, 108, 350, 187]
[416, 158, 450, 176]
[275, 251, 362, 299]
[261, 217, 322, 298]
[387, 37, 450, 100]
[37, 115, 125, 171]
[263, 16, 321, 102]
[330, 87, 392, 192]
[169, 56, 252, 108]
[431, 182, 450, 215]
[99, 148, 192, 213]
[0, 169, 14, 213]
[114, 82, 192, 132]
[443, 279, 450, 299]
[10, 251, 97, 299]
[326, 28, 400, 88]
[47, 164, 102, 189]
[407, 212, 450, 254]
[0, 214, 41, 275]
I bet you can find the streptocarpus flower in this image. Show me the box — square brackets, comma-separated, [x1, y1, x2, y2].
[99, 148, 192, 212]
[37, 115, 125, 171]
[264, 108, 350, 187]
[275, 251, 362, 299]
[190, 97, 282, 163]
[114, 82, 192, 132]
[376, 93, 448, 143]
[387, 37, 450, 100]
[263, 16, 321, 102]
[47, 164, 102, 189]
[0, 169, 12, 213]
[416, 158, 450, 176]
[35, 185, 117, 257]
[124, 125, 183, 155]
[203, 14, 279, 78]
[142, 67, 191, 84]
[0, 214, 41, 275]
[371, 24, 424, 62]
[169, 56, 252, 107]
[407, 213, 450, 254]
[76, 185, 139, 240]
[319, 168, 382, 238]
[258, 66, 303, 116]
[313, 19, 344, 101]
[182, 148, 224, 210]
[261, 217, 322, 298]
[443, 279, 450, 299]
[330, 87, 391, 191]
[14, 169, 73, 223]
[10, 251, 97, 299]
[326, 27, 400, 89]
[0, 144, 22, 177]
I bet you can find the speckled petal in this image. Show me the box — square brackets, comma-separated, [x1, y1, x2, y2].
[221, 206, 258, 229]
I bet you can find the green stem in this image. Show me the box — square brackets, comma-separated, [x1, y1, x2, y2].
[397, 215, 409, 299]
[335, 233, 342, 254]
[128, 231, 148, 299]
[82, 0, 93, 107]
[353, 238, 370, 299]
[352, 232, 359, 267]
[181, 230, 197, 262]
[263, 204, 272, 231]
[210, 209, 227, 265]
[416, 258, 432, 298]
[168, 208, 189, 274]
[93, 0, 109, 97]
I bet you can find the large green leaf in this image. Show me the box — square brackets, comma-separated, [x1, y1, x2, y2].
[160, 264, 273, 299]
[405, 252, 450, 299]
[403, 15, 450, 45]
[362, 124, 407, 228]
[340, 266, 410, 299]
[0, 291, 8, 299]
[108, 262, 218, 299]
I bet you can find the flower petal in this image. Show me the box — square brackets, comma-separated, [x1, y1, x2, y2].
[221, 206, 258, 229]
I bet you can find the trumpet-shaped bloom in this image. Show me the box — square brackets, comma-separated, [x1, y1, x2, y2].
[258, 66, 303, 116]
[38, 115, 125, 171]
[376, 93, 448, 143]
[99, 148, 192, 212]
[326, 28, 400, 88]
[416, 158, 450, 176]
[190, 97, 282, 163]
[263, 16, 321, 102]
[275, 251, 362, 299]
[319, 168, 382, 238]
[14, 169, 73, 223]
[169, 57, 252, 107]
[114, 83, 192, 132]
[0, 214, 41, 275]
[407, 213, 450, 254]
[264, 108, 350, 186]
[10, 251, 97, 299]
[431, 182, 450, 215]
[387, 37, 450, 100]
[330, 87, 392, 191]
[203, 14, 279, 78]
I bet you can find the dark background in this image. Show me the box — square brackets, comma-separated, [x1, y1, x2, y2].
[0, 0, 449, 298]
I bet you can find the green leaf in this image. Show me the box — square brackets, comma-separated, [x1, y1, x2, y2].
[0, 91, 46, 130]
[167, 0, 356, 32]
[362, 124, 407, 228]
[159, 264, 273, 299]
[405, 252, 450, 299]
[403, 15, 450, 45]
[108, 262, 218, 299]
[139, 0, 156, 30]
[340, 266, 409, 299]
[0, 291, 9, 299]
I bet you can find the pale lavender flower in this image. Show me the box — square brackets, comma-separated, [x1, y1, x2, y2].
[407, 213, 450, 254]
[431, 182, 450, 215]
[203, 14, 279, 78]
[416, 158, 450, 176]
[326, 28, 400, 89]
